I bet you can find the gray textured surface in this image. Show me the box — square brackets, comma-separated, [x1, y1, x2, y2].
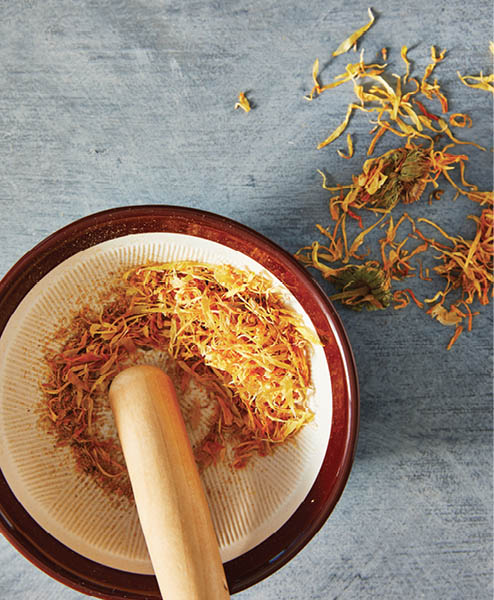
[0, 1, 492, 599]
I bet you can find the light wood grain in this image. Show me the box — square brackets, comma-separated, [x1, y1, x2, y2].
[109, 365, 229, 600]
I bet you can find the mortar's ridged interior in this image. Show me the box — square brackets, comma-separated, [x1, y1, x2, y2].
[0, 233, 332, 573]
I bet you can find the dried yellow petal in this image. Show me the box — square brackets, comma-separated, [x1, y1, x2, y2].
[457, 71, 494, 94]
[337, 133, 354, 159]
[234, 91, 251, 112]
[317, 103, 362, 149]
[333, 8, 375, 57]
[428, 304, 463, 326]
[449, 113, 473, 128]
[401, 46, 411, 82]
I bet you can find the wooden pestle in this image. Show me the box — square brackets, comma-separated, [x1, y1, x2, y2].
[109, 365, 230, 600]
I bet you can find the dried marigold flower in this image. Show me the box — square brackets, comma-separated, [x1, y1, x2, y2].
[329, 263, 392, 311]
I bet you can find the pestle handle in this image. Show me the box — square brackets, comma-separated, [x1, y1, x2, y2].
[109, 365, 229, 600]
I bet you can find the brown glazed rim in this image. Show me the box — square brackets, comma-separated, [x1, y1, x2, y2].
[0, 205, 359, 598]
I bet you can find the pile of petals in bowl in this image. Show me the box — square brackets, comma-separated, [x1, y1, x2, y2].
[41, 262, 317, 499]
